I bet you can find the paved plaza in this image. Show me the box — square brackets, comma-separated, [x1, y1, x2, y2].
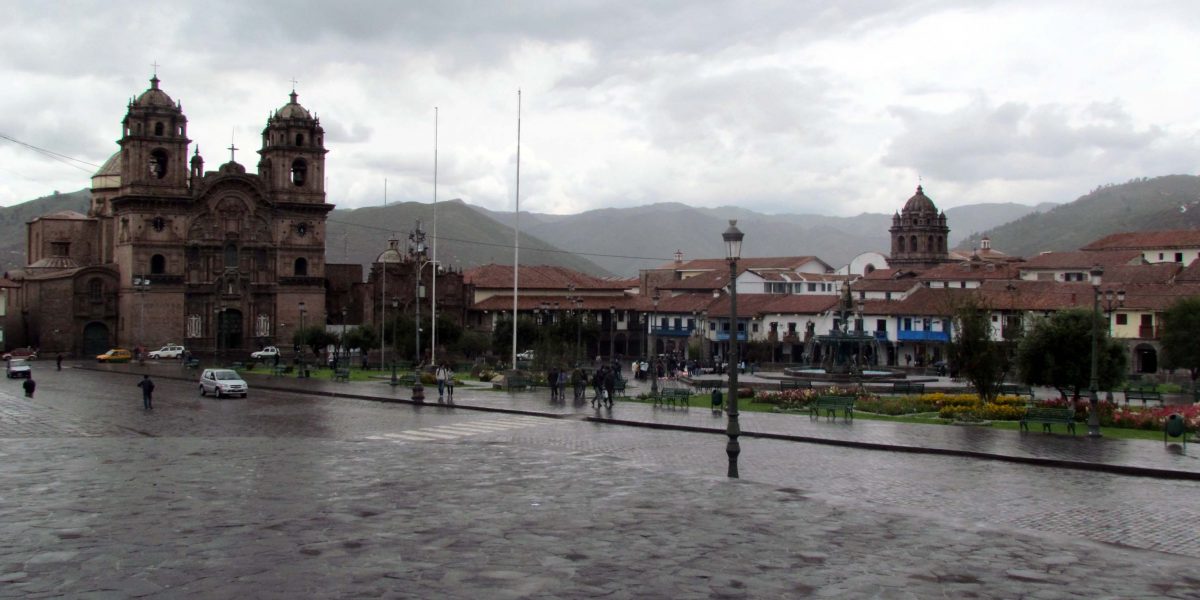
[0, 364, 1198, 598]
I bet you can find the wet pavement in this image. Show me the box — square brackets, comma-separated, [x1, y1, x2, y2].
[1, 364, 1199, 597]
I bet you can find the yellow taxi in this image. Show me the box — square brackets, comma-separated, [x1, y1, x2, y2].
[96, 348, 133, 363]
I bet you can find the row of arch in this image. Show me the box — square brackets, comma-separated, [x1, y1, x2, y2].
[145, 148, 309, 186]
[145, 252, 309, 276]
[896, 234, 946, 254]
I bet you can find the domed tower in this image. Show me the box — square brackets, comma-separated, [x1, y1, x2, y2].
[116, 75, 191, 198]
[258, 90, 327, 203]
[888, 185, 950, 270]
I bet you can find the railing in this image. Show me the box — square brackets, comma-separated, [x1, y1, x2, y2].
[650, 325, 693, 337]
[897, 330, 950, 342]
[1137, 326, 1159, 339]
[782, 333, 800, 344]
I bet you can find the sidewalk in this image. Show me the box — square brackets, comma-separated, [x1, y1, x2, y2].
[88, 363, 1200, 480]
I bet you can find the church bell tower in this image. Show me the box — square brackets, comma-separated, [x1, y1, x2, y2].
[117, 75, 191, 198]
[257, 90, 328, 204]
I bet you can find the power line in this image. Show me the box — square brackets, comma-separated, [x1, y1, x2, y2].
[0, 133, 102, 173]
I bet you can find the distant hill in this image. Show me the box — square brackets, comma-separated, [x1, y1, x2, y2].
[481, 201, 1052, 276]
[959, 175, 1200, 256]
[0, 189, 90, 275]
[324, 199, 610, 276]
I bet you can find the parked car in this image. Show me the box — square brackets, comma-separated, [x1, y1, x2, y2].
[250, 346, 280, 360]
[96, 348, 133, 363]
[2, 347, 37, 361]
[147, 344, 186, 359]
[516, 350, 535, 361]
[198, 368, 248, 398]
[6, 358, 31, 379]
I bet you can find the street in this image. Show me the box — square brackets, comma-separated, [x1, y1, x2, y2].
[0, 366, 1197, 598]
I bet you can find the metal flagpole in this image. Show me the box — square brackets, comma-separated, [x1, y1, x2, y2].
[511, 89, 521, 368]
[431, 107, 439, 368]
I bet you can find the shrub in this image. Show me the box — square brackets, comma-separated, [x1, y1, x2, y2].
[937, 402, 1027, 421]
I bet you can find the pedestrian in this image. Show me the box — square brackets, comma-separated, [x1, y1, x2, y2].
[137, 374, 155, 410]
[571, 367, 586, 402]
[547, 365, 559, 402]
[361, 352, 368, 371]
[603, 368, 616, 408]
[444, 365, 455, 402]
[435, 363, 449, 400]
[556, 367, 568, 401]
[22, 378, 35, 398]
[56, 353, 63, 371]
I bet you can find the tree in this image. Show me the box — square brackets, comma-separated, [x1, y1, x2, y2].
[344, 325, 378, 355]
[294, 326, 336, 360]
[1159, 296, 1200, 391]
[946, 295, 1011, 403]
[1015, 309, 1126, 399]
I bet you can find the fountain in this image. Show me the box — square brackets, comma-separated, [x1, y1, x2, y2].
[782, 284, 901, 383]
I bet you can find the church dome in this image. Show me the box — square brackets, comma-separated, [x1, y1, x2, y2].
[133, 75, 175, 108]
[94, 152, 121, 177]
[376, 235, 404, 264]
[902, 185, 938, 214]
[275, 91, 312, 120]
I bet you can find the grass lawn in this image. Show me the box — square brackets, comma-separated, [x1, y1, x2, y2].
[623, 394, 1176, 442]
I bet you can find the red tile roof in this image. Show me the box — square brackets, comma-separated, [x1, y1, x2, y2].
[653, 256, 830, 272]
[1081, 229, 1200, 251]
[1019, 250, 1143, 270]
[917, 261, 1021, 281]
[463, 264, 626, 291]
[472, 294, 643, 312]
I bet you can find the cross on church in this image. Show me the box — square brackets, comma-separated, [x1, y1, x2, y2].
[289, 77, 299, 91]
[151, 60, 160, 76]
[228, 142, 238, 163]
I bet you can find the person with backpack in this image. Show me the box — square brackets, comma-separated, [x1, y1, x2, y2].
[443, 365, 455, 403]
[137, 375, 155, 410]
[435, 363, 449, 400]
[22, 377, 35, 398]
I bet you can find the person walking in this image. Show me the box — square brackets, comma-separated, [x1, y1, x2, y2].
[22, 377, 35, 398]
[603, 367, 616, 408]
[547, 365, 559, 402]
[137, 375, 155, 410]
[444, 365, 455, 403]
[56, 353, 63, 371]
[435, 363, 449, 401]
[556, 367, 568, 402]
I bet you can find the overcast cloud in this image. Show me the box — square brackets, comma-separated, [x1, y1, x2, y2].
[2, 0, 1199, 216]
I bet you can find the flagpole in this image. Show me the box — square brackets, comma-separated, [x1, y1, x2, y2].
[511, 89, 521, 369]
[431, 107, 439, 368]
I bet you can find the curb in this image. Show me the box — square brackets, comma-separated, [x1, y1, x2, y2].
[76, 365, 1200, 481]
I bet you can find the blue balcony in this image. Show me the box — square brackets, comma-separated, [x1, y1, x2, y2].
[714, 332, 748, 341]
[651, 326, 694, 337]
[897, 330, 950, 342]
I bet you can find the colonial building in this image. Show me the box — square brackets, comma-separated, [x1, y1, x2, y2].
[5, 76, 331, 357]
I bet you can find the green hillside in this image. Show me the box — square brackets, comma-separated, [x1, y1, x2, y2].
[959, 175, 1200, 256]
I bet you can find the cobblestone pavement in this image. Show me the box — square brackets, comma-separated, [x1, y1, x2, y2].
[2, 366, 1199, 597]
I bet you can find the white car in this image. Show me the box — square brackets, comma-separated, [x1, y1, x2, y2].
[251, 346, 280, 360]
[6, 358, 31, 379]
[198, 368, 248, 398]
[516, 350, 535, 361]
[148, 345, 186, 359]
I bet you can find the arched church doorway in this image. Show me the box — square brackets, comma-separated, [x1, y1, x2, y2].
[219, 309, 244, 351]
[1134, 344, 1158, 374]
[82, 322, 110, 356]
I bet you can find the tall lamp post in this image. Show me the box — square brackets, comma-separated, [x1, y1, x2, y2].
[390, 298, 400, 386]
[1087, 265, 1104, 438]
[297, 301, 306, 378]
[723, 220, 744, 479]
[133, 275, 150, 364]
[1101, 287, 1125, 402]
[215, 304, 226, 367]
[568, 283, 581, 365]
[340, 307, 348, 369]
[608, 306, 616, 363]
[650, 289, 660, 398]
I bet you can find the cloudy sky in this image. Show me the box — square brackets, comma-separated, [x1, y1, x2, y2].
[2, 1, 1199, 216]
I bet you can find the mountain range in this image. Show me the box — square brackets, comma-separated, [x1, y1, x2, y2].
[8, 176, 1199, 278]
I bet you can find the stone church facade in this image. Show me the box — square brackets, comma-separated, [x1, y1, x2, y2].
[888, 185, 950, 270]
[7, 76, 331, 357]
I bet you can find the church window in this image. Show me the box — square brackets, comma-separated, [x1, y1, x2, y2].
[150, 254, 166, 275]
[187, 314, 202, 338]
[296, 134, 305, 146]
[291, 158, 307, 186]
[296, 223, 308, 237]
[152, 217, 165, 232]
[224, 242, 238, 268]
[939, 237, 946, 252]
[87, 279, 103, 302]
[909, 236, 917, 252]
[256, 314, 271, 337]
[149, 149, 168, 179]
[294, 257, 308, 276]
[927, 236, 934, 252]
[154, 122, 164, 136]
[897, 237, 905, 252]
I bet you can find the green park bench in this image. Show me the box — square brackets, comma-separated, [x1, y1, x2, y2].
[613, 378, 628, 398]
[394, 373, 417, 386]
[230, 361, 245, 370]
[1020, 407, 1076, 435]
[333, 368, 351, 382]
[779, 379, 812, 392]
[809, 395, 855, 421]
[1124, 386, 1162, 406]
[654, 388, 691, 408]
[892, 382, 925, 395]
[272, 364, 293, 376]
[505, 375, 531, 391]
[184, 358, 201, 369]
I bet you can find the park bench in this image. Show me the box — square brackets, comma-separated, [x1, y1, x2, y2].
[779, 379, 812, 392]
[231, 361, 245, 370]
[892, 382, 925, 395]
[809, 395, 855, 421]
[1020, 407, 1076, 435]
[272, 364, 293, 376]
[692, 379, 723, 391]
[394, 373, 417, 386]
[654, 387, 692, 408]
[505, 375, 532, 391]
[333, 368, 351, 382]
[614, 378, 628, 398]
[184, 358, 200, 369]
[1124, 386, 1162, 406]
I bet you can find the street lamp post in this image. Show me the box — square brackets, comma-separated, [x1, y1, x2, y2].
[298, 301, 306, 378]
[723, 220, 744, 479]
[1087, 265, 1104, 438]
[214, 304, 225, 367]
[1101, 287, 1126, 402]
[341, 307, 348, 369]
[390, 297, 400, 386]
[650, 289, 660, 398]
[133, 275, 150, 365]
[608, 306, 616, 363]
[568, 283, 581, 365]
